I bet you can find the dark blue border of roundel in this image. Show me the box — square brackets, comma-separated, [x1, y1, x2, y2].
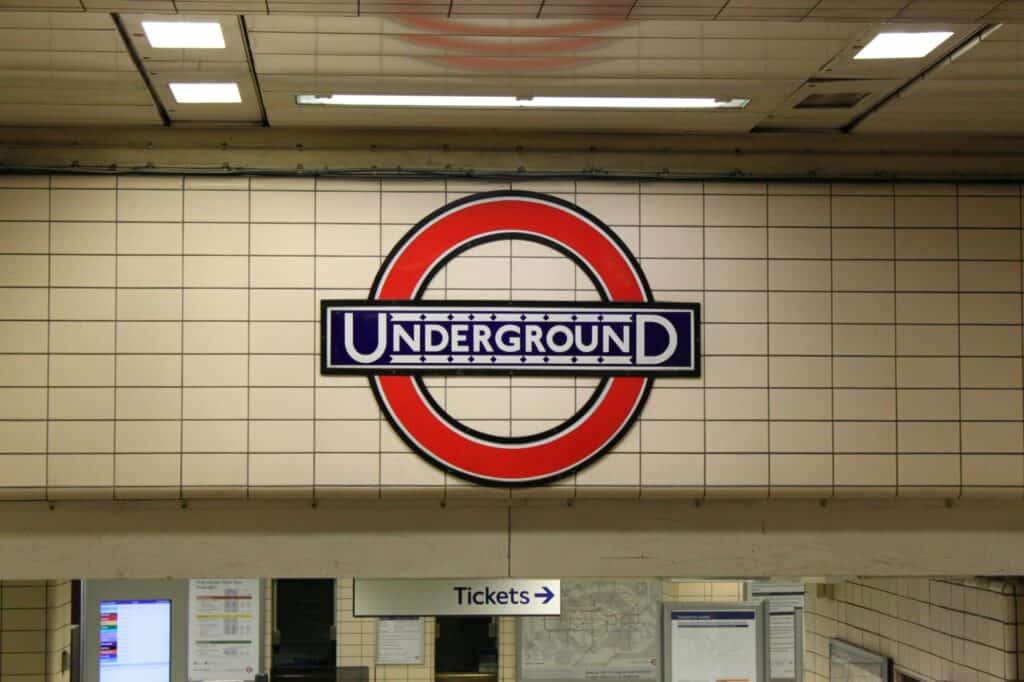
[319, 299, 701, 378]
[317, 189, 703, 487]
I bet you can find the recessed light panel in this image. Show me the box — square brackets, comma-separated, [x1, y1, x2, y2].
[169, 82, 242, 104]
[854, 31, 954, 59]
[295, 94, 750, 110]
[142, 21, 225, 49]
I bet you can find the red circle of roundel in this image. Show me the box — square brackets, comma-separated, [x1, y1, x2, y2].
[370, 191, 653, 485]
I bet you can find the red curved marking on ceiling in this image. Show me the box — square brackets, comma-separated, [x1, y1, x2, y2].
[424, 54, 600, 70]
[400, 31, 611, 54]
[393, 14, 626, 38]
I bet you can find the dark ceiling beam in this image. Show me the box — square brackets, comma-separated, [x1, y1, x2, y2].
[3, 126, 1024, 181]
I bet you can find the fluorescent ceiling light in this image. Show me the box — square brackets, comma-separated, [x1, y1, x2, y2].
[142, 21, 225, 49]
[295, 94, 750, 110]
[169, 82, 241, 104]
[854, 31, 954, 59]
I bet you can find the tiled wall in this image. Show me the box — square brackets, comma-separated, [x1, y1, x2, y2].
[803, 578, 1022, 682]
[0, 581, 48, 682]
[1, 175, 1022, 499]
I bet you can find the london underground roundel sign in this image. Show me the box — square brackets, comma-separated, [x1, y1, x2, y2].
[320, 191, 700, 485]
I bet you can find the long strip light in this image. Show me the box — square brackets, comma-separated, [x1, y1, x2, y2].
[295, 94, 750, 109]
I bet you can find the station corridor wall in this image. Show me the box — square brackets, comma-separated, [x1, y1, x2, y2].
[0, 176, 1023, 498]
[804, 577, 1024, 682]
[0, 580, 71, 682]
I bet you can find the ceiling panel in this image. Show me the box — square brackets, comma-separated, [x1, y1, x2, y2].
[856, 23, 1024, 134]
[0, 11, 161, 126]
[246, 16, 865, 132]
[119, 13, 264, 124]
[1, 0, 1024, 23]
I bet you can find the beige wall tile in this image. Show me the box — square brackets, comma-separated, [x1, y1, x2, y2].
[184, 255, 248, 288]
[316, 224, 380, 256]
[705, 259, 765, 291]
[706, 421, 767, 452]
[894, 229, 957, 259]
[834, 422, 896, 453]
[250, 191, 313, 223]
[48, 454, 113, 486]
[184, 190, 248, 222]
[183, 421, 246, 453]
[705, 227, 767, 258]
[0, 323, 45, 354]
[117, 321, 180, 354]
[316, 191, 380, 224]
[52, 189, 115, 221]
[0, 289, 48, 319]
[118, 255, 182, 288]
[114, 453, 180, 487]
[639, 194, 702, 226]
[640, 453, 704, 486]
[898, 453, 960, 485]
[832, 196, 893, 227]
[705, 195, 766, 227]
[832, 228, 893, 260]
[706, 453, 768, 485]
[182, 448, 245, 485]
[48, 421, 113, 453]
[770, 292, 830, 323]
[835, 453, 896, 486]
[770, 453, 832, 486]
[770, 388, 831, 419]
[770, 422, 831, 452]
[49, 288, 113, 320]
[769, 227, 830, 259]
[118, 222, 182, 254]
[184, 223, 248, 254]
[315, 452, 380, 487]
[0, 189, 48, 221]
[250, 452, 313, 486]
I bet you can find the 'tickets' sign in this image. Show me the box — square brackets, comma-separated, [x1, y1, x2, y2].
[320, 190, 701, 485]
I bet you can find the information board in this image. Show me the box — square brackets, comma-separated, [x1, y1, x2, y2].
[664, 603, 766, 682]
[377, 617, 425, 665]
[187, 579, 261, 682]
[518, 579, 660, 682]
[99, 600, 171, 682]
[749, 583, 805, 680]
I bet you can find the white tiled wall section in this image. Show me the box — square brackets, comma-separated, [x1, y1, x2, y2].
[1, 176, 1023, 498]
[803, 578, 1022, 682]
[0, 581, 49, 682]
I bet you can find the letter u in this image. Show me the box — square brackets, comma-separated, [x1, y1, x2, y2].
[343, 312, 387, 363]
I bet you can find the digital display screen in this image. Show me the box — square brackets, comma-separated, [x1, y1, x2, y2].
[99, 599, 171, 682]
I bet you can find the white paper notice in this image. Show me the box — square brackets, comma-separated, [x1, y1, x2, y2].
[749, 583, 805, 680]
[669, 610, 758, 682]
[377, 617, 424, 665]
[188, 579, 260, 682]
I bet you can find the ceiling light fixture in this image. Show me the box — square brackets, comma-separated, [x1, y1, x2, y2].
[295, 94, 750, 110]
[169, 82, 242, 104]
[854, 31, 954, 59]
[142, 21, 226, 49]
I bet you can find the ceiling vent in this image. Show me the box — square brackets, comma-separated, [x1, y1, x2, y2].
[795, 92, 870, 109]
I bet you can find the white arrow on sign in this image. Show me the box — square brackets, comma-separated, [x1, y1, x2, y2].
[353, 579, 561, 617]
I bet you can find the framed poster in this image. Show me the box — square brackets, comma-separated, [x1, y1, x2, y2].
[518, 579, 661, 682]
[663, 602, 767, 682]
[187, 579, 261, 682]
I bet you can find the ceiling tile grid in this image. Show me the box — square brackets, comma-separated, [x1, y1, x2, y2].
[0, 11, 161, 125]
